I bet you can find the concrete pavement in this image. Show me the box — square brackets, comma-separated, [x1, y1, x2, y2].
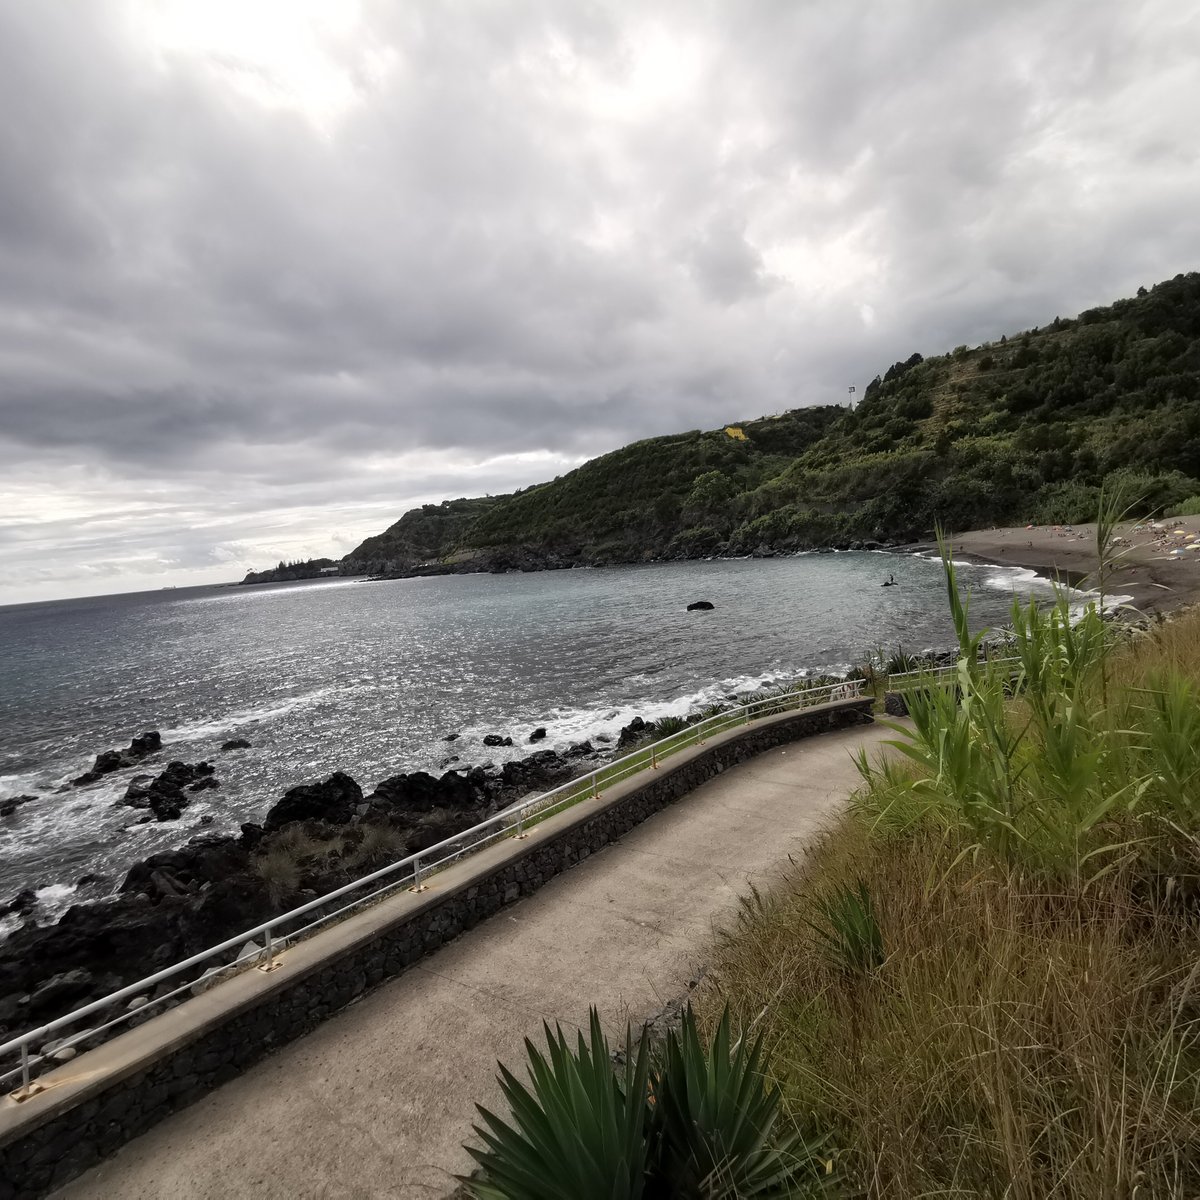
[58, 721, 893, 1200]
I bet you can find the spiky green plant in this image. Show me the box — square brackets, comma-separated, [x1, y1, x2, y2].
[652, 715, 690, 739]
[462, 1007, 830, 1199]
[885, 646, 918, 676]
[648, 1007, 830, 1196]
[462, 1010, 651, 1200]
[806, 881, 885, 977]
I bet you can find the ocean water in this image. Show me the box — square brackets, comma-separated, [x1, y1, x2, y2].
[0, 553, 1062, 910]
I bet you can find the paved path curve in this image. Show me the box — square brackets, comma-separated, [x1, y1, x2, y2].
[58, 722, 893, 1200]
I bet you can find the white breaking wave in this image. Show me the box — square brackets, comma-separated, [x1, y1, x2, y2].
[450, 667, 850, 761]
[157, 685, 350, 744]
[0, 771, 47, 802]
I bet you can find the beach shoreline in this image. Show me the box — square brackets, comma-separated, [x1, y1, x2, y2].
[901, 515, 1200, 616]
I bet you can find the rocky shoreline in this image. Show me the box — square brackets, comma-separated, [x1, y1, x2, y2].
[0, 700, 756, 1055]
[274, 538, 896, 587]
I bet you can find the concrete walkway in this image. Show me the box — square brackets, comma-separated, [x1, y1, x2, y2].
[58, 722, 893, 1200]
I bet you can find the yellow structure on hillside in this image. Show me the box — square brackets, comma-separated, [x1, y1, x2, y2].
[724, 425, 748, 441]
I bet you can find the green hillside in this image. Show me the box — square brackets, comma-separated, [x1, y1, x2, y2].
[346, 496, 499, 573]
[345, 272, 1200, 573]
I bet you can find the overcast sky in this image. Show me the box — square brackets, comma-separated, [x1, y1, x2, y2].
[1, 0, 1198, 603]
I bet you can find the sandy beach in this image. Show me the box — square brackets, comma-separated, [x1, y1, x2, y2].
[939, 515, 1200, 615]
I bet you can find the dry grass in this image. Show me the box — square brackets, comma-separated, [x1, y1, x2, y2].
[1111, 607, 1200, 689]
[698, 606, 1200, 1198]
[700, 821, 1200, 1197]
[253, 823, 410, 906]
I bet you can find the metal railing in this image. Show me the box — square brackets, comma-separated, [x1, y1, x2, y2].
[0, 678, 867, 1099]
[884, 656, 1020, 690]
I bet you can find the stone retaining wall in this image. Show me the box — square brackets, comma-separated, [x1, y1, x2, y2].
[0, 699, 872, 1199]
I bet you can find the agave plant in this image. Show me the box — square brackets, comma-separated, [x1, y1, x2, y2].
[462, 1007, 831, 1199]
[462, 1010, 651, 1200]
[653, 715, 691, 739]
[884, 646, 918, 676]
[647, 1007, 830, 1197]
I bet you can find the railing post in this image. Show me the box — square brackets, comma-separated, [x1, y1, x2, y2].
[20, 1040, 29, 1094]
[591, 771, 599, 798]
[258, 925, 281, 973]
[410, 855, 424, 892]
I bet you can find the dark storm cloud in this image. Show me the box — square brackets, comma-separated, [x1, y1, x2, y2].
[0, 0, 1198, 600]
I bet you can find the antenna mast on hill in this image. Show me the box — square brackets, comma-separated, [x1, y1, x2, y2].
[847, 385, 856, 410]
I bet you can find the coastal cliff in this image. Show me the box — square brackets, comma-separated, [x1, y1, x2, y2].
[246, 272, 1200, 582]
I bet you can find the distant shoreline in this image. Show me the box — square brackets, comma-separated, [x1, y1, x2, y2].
[901, 516, 1200, 616]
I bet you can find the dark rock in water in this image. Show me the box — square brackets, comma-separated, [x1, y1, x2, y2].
[73, 731, 162, 785]
[221, 738, 252, 751]
[0, 794, 35, 818]
[564, 741, 595, 759]
[438, 756, 461, 769]
[75, 750, 124, 785]
[528, 727, 547, 743]
[262, 772, 364, 832]
[1, 889, 38, 919]
[75, 873, 104, 889]
[482, 733, 513, 747]
[123, 774, 155, 805]
[686, 600, 715, 611]
[123, 761, 217, 821]
[442, 732, 460, 742]
[617, 716, 648, 749]
[595, 734, 613, 744]
[130, 731, 162, 756]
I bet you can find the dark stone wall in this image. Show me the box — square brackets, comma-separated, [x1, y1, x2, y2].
[0, 700, 872, 1199]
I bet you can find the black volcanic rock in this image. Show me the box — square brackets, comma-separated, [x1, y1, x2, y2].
[617, 716, 648, 749]
[129, 731, 162, 756]
[120, 835, 251, 900]
[367, 769, 486, 815]
[0, 889, 37, 919]
[73, 731, 162, 786]
[528, 727, 547, 742]
[687, 600, 715, 611]
[0, 794, 35, 818]
[221, 738, 252, 751]
[27, 969, 96, 1018]
[262, 772, 363, 832]
[122, 761, 216, 821]
[482, 734, 513, 747]
[0, 894, 194, 1025]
